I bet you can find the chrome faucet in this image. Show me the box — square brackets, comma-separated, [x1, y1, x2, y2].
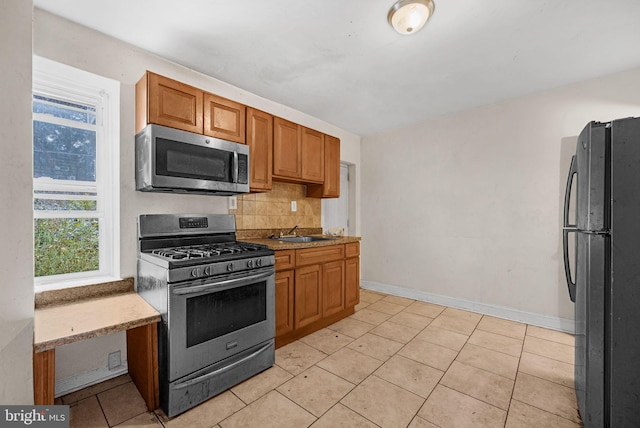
[280, 225, 299, 237]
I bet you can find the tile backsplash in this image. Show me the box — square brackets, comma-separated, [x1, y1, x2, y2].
[230, 182, 321, 230]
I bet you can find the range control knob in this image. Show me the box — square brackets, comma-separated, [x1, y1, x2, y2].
[226, 263, 234, 272]
[247, 260, 254, 268]
[256, 258, 263, 267]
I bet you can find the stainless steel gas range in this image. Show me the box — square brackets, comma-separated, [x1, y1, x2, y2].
[136, 214, 275, 417]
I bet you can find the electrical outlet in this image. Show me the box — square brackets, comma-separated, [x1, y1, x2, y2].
[291, 201, 297, 212]
[228, 196, 237, 210]
[108, 351, 121, 370]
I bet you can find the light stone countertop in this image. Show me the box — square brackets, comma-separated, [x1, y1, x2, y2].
[239, 235, 361, 251]
[34, 293, 160, 353]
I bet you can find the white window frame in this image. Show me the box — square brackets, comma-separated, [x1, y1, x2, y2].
[33, 56, 120, 291]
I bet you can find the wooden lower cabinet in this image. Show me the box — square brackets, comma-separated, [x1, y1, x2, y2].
[294, 265, 323, 329]
[322, 260, 345, 317]
[345, 256, 360, 307]
[275, 243, 360, 348]
[275, 270, 294, 337]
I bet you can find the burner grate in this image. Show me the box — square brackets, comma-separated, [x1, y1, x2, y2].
[148, 242, 266, 262]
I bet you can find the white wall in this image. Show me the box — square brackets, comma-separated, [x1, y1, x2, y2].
[0, 0, 34, 404]
[361, 68, 640, 331]
[33, 8, 361, 393]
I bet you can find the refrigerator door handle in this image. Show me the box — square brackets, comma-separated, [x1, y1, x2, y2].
[563, 155, 577, 302]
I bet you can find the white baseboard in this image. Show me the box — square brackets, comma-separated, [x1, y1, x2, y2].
[55, 360, 128, 398]
[361, 280, 575, 334]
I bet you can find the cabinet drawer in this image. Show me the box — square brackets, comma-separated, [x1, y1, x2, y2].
[345, 242, 360, 258]
[296, 245, 344, 267]
[275, 250, 296, 271]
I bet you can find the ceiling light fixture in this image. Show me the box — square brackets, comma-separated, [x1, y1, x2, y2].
[388, 0, 435, 35]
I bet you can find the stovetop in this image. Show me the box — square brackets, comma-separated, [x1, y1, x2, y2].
[140, 241, 274, 268]
[147, 242, 268, 261]
[137, 214, 275, 280]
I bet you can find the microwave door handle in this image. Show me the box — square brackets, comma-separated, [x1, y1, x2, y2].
[232, 151, 239, 183]
[172, 270, 273, 296]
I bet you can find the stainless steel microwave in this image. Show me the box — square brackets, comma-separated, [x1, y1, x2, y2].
[135, 124, 249, 195]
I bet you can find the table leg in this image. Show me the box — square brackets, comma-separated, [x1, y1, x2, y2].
[126, 323, 159, 411]
[33, 349, 55, 405]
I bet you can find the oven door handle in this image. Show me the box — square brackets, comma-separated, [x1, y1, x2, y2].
[173, 341, 273, 390]
[171, 270, 274, 296]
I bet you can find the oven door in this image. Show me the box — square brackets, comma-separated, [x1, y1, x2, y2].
[167, 267, 274, 382]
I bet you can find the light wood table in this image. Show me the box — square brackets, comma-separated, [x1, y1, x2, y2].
[33, 293, 161, 410]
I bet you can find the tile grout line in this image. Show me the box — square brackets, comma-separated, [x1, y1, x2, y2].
[68, 290, 579, 427]
[502, 324, 526, 427]
[431, 315, 514, 419]
[508, 398, 583, 427]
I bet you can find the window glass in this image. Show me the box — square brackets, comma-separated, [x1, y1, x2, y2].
[33, 95, 97, 124]
[33, 121, 96, 181]
[33, 56, 119, 288]
[34, 218, 99, 277]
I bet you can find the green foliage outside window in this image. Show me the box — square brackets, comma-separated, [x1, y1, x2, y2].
[34, 218, 99, 277]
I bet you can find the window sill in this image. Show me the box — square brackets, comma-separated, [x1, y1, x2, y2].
[35, 277, 134, 309]
[35, 274, 123, 292]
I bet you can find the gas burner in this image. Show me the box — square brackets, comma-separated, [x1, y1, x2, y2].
[151, 249, 188, 260]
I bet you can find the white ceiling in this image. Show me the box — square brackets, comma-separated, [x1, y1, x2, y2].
[34, 0, 640, 136]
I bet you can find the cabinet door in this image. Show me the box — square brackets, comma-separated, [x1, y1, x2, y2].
[294, 265, 322, 329]
[345, 257, 360, 307]
[247, 108, 273, 192]
[273, 117, 302, 178]
[146, 72, 203, 133]
[275, 270, 295, 337]
[301, 127, 325, 183]
[323, 135, 340, 197]
[323, 260, 345, 317]
[204, 93, 246, 143]
[307, 135, 340, 198]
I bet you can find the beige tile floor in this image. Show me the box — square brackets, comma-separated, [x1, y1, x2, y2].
[60, 289, 582, 428]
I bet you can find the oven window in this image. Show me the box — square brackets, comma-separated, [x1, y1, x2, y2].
[156, 137, 233, 182]
[186, 281, 267, 348]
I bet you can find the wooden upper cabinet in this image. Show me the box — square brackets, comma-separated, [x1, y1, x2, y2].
[308, 135, 340, 198]
[204, 93, 246, 143]
[273, 117, 302, 178]
[301, 127, 325, 183]
[273, 118, 326, 185]
[136, 71, 204, 134]
[247, 108, 273, 192]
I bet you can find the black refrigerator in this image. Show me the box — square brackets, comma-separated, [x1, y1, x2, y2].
[563, 117, 640, 428]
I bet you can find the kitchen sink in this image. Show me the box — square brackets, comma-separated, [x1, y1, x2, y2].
[272, 236, 335, 243]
